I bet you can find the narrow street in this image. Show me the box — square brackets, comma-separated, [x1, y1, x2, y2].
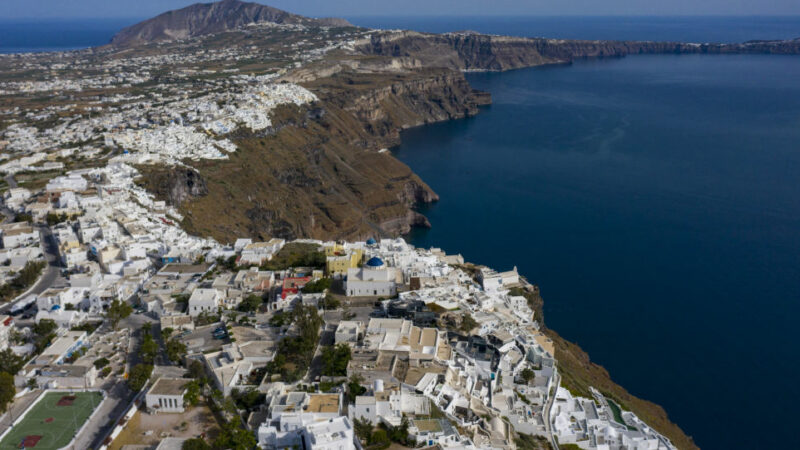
[544, 373, 561, 449]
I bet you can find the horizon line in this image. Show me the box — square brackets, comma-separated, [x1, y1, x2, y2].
[3, 13, 800, 21]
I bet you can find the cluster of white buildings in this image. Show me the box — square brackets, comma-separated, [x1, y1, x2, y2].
[0, 220, 44, 286]
[0, 71, 152, 96]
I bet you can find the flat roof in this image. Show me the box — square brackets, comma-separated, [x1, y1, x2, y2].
[307, 394, 339, 414]
[413, 419, 443, 433]
[149, 377, 188, 396]
[40, 331, 86, 356]
[160, 263, 211, 274]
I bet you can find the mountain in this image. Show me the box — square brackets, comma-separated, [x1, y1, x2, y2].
[110, 0, 352, 47]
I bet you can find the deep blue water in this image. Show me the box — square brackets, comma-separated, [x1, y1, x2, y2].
[0, 19, 138, 53]
[394, 53, 800, 449]
[350, 15, 800, 43]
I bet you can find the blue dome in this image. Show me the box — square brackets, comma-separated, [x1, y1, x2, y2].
[366, 238, 377, 245]
[365, 256, 384, 267]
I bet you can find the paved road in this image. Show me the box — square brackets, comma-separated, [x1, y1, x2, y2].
[0, 225, 64, 314]
[544, 373, 561, 449]
[306, 323, 335, 383]
[4, 174, 18, 189]
[30, 226, 63, 295]
[70, 380, 133, 450]
[73, 314, 155, 449]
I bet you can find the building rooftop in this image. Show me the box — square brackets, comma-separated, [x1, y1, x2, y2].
[160, 263, 211, 275]
[365, 256, 384, 267]
[307, 393, 339, 414]
[149, 377, 188, 396]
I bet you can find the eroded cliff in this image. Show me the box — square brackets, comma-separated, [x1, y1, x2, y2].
[168, 68, 485, 242]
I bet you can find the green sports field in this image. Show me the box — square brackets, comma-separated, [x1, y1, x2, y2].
[0, 391, 103, 450]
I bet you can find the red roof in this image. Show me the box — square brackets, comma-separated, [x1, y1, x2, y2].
[280, 276, 312, 299]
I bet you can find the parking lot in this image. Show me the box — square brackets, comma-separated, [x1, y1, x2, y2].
[180, 322, 228, 354]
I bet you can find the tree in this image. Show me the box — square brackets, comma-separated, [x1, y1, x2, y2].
[182, 438, 211, 450]
[353, 417, 373, 443]
[183, 380, 202, 406]
[107, 299, 132, 330]
[188, 360, 207, 385]
[520, 368, 535, 384]
[33, 318, 57, 337]
[166, 339, 187, 363]
[321, 343, 351, 377]
[320, 293, 340, 309]
[268, 311, 287, 327]
[387, 416, 413, 446]
[301, 277, 331, 293]
[93, 357, 110, 369]
[32, 318, 58, 353]
[140, 331, 158, 365]
[0, 372, 15, 413]
[161, 327, 174, 340]
[347, 374, 367, 403]
[46, 212, 68, 226]
[0, 348, 25, 375]
[237, 294, 262, 313]
[369, 429, 390, 447]
[460, 312, 478, 333]
[13, 213, 32, 223]
[127, 364, 153, 391]
[213, 420, 256, 450]
[231, 388, 264, 411]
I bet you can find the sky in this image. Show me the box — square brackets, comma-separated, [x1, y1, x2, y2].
[1, 0, 800, 20]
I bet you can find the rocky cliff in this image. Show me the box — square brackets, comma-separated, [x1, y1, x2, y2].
[110, 0, 351, 47]
[356, 30, 800, 71]
[171, 68, 486, 242]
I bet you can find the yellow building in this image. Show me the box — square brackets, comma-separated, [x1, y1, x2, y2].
[324, 242, 363, 275]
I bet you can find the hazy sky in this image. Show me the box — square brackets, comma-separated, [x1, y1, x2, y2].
[2, 0, 799, 19]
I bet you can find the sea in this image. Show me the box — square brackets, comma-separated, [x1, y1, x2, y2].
[0, 19, 137, 53]
[3, 15, 800, 450]
[354, 16, 800, 450]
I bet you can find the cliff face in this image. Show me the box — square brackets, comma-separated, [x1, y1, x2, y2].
[111, 0, 351, 47]
[356, 30, 800, 71]
[136, 166, 208, 208]
[173, 68, 486, 242]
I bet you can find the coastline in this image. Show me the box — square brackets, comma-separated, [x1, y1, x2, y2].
[5, 12, 799, 447]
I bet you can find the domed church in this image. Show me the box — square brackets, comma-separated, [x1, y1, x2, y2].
[345, 255, 397, 297]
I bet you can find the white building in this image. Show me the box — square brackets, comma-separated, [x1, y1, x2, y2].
[334, 321, 363, 345]
[146, 378, 188, 413]
[477, 267, 520, 292]
[45, 174, 88, 192]
[188, 288, 222, 316]
[0, 222, 38, 249]
[345, 257, 396, 297]
[3, 188, 31, 211]
[351, 383, 430, 427]
[302, 416, 356, 450]
[35, 308, 86, 328]
[238, 239, 285, 265]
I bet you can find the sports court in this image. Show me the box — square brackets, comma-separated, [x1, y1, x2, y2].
[0, 391, 103, 449]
